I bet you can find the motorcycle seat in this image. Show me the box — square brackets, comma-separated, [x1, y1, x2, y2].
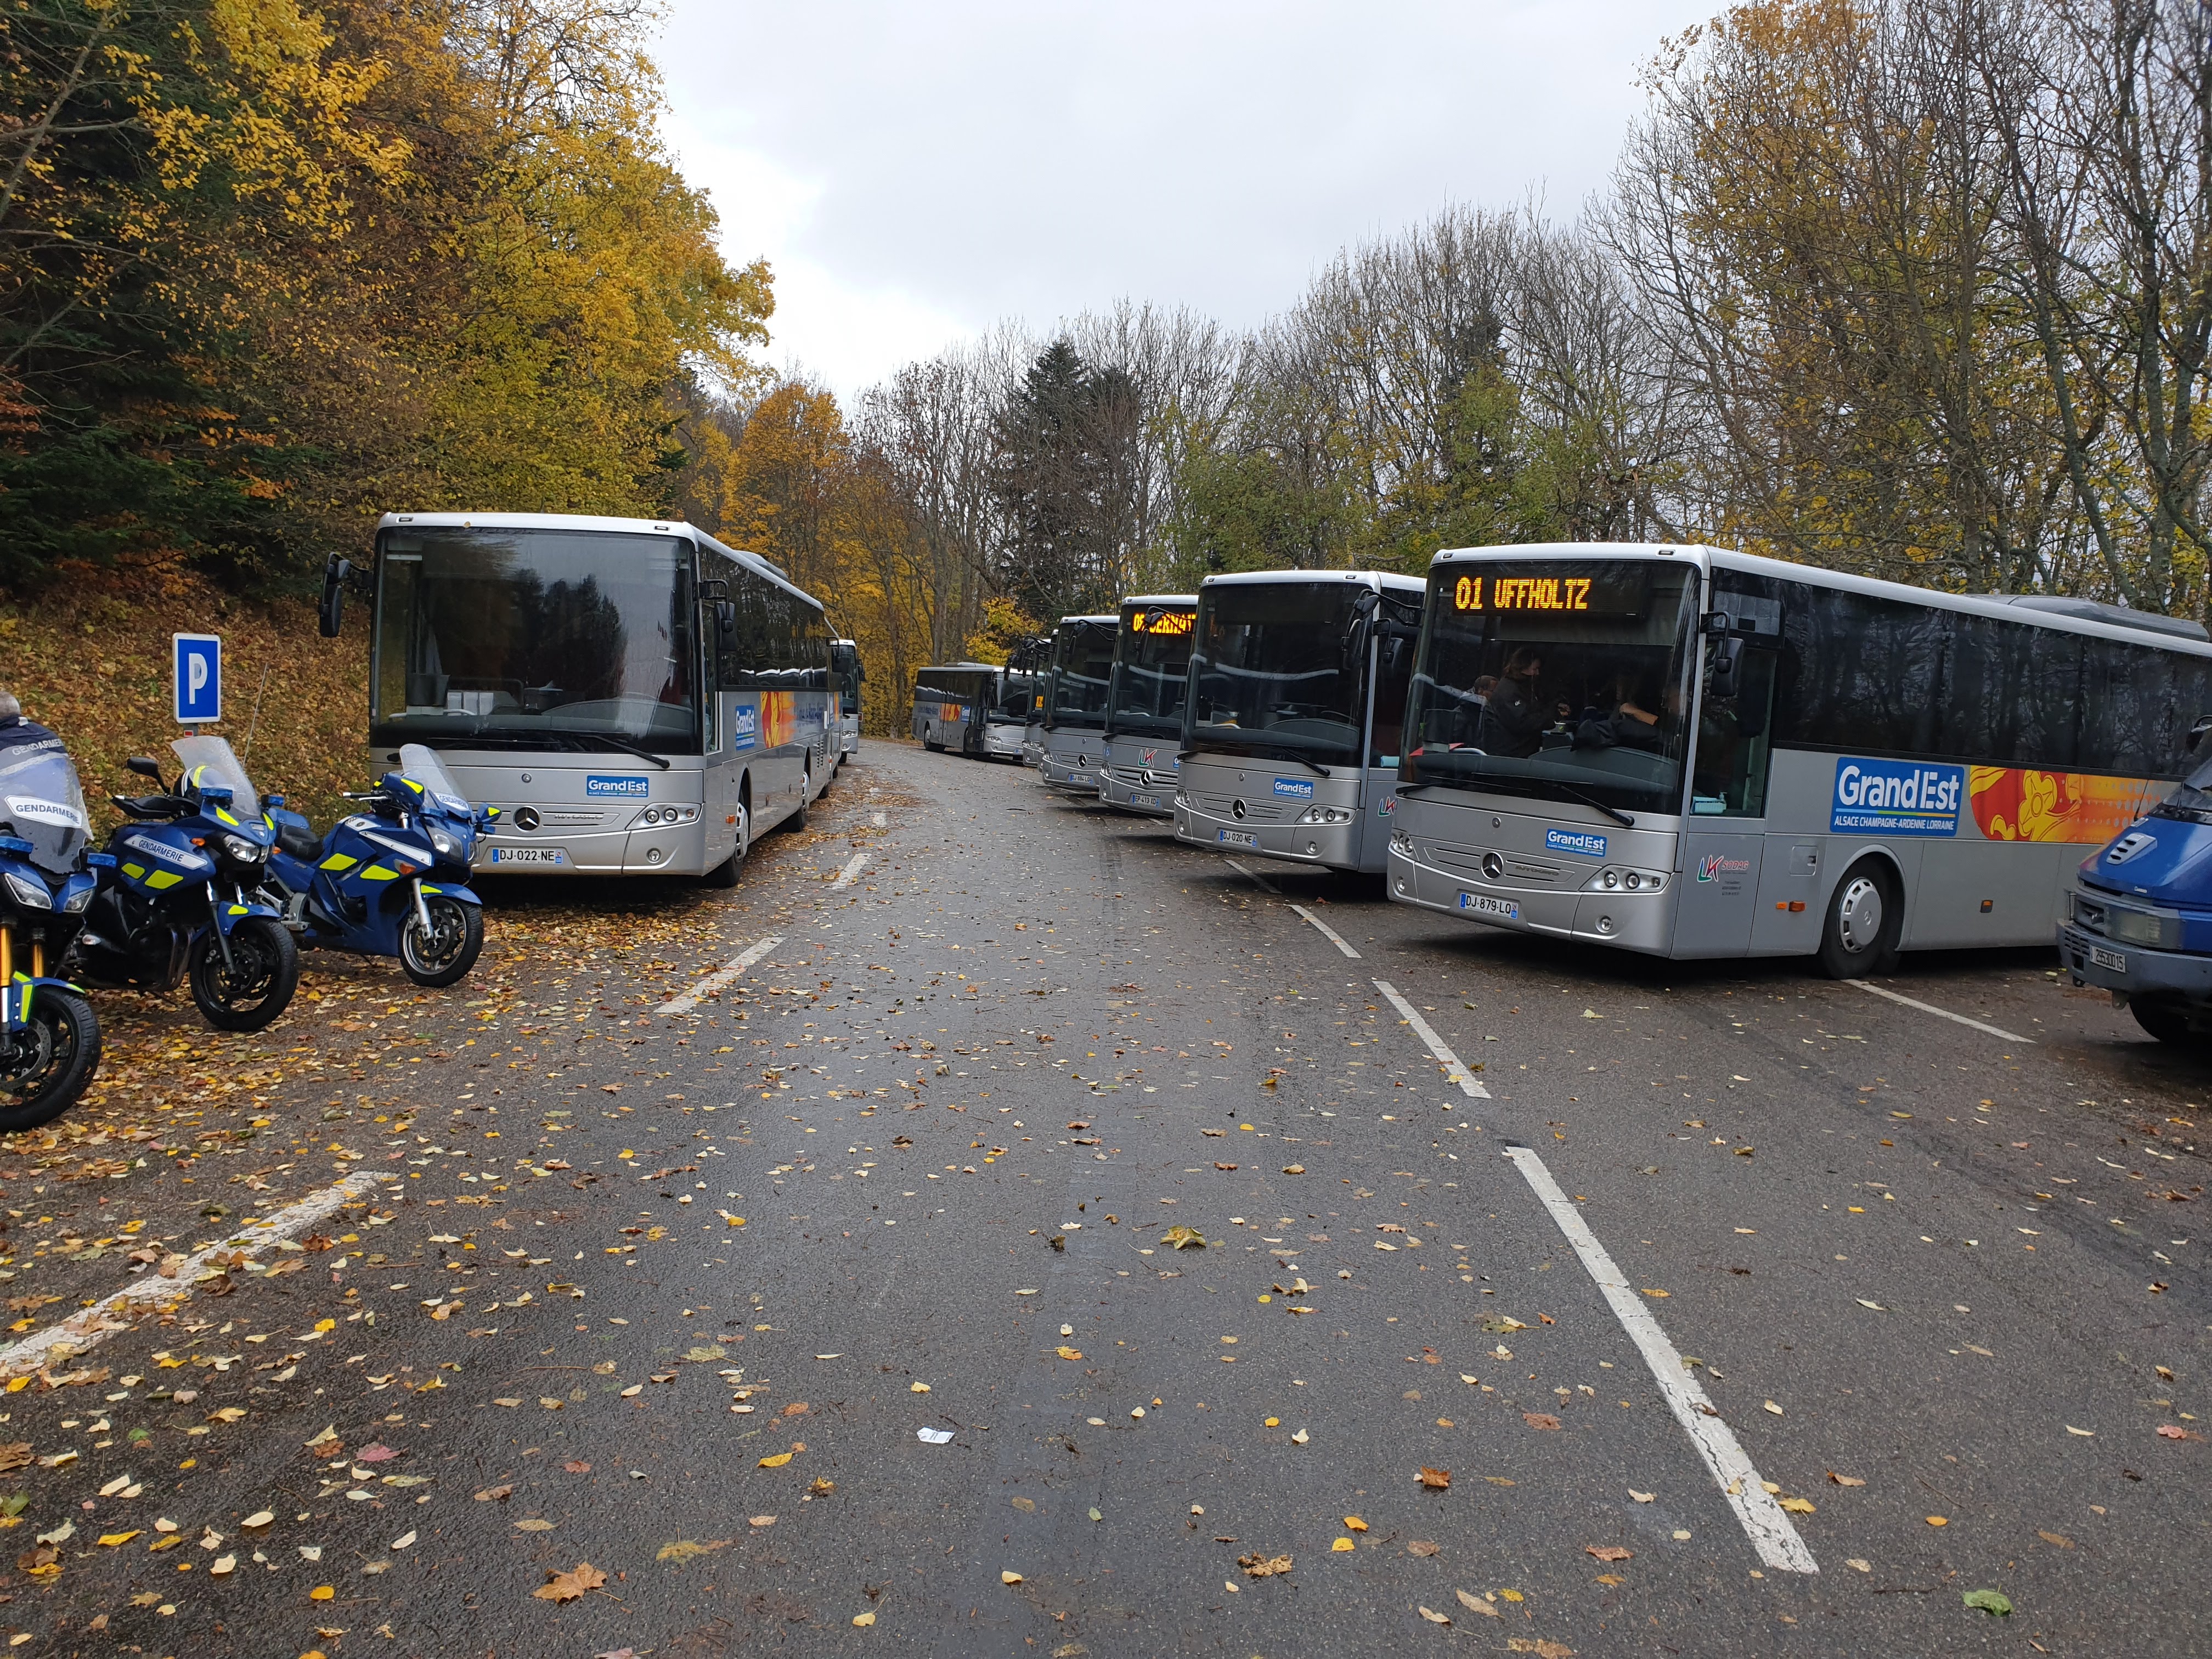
[274, 821, 321, 860]
[111, 793, 189, 819]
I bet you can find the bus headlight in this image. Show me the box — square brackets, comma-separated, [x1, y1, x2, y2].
[1389, 831, 1413, 856]
[2105, 904, 2181, 948]
[1585, 865, 1666, 894]
[1295, 805, 1355, 826]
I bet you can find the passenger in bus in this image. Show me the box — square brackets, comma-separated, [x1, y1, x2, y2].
[1477, 650, 1568, 757]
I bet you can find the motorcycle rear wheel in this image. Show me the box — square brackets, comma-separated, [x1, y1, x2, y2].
[401, 895, 484, 988]
[0, 989, 100, 1134]
[190, 917, 300, 1031]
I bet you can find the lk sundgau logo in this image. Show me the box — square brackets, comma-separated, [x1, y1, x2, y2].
[1831, 757, 1964, 837]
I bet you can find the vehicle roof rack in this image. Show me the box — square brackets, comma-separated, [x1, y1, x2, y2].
[1994, 594, 2210, 642]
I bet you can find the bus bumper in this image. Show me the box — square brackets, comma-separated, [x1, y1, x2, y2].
[981, 724, 1025, 761]
[1040, 754, 1101, 793]
[2057, 922, 2212, 1001]
[1384, 827, 1677, 953]
[1101, 771, 1174, 816]
[476, 816, 712, 877]
[1173, 798, 1359, 867]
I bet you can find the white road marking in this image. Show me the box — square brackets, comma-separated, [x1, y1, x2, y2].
[1501, 1145, 1820, 1576]
[660, 935, 783, 1016]
[1223, 857, 1280, 895]
[1847, 980, 2034, 1045]
[1373, 979, 1490, 1098]
[1290, 904, 1361, 959]
[830, 853, 869, 890]
[0, 1170, 394, 1379]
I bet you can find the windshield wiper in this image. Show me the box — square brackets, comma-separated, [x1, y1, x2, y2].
[1286, 753, 1331, 778]
[476, 726, 673, 769]
[1555, 783, 1635, 828]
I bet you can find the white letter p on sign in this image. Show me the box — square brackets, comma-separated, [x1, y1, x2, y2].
[188, 656, 208, 696]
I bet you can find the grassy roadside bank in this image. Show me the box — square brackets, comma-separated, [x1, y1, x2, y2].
[2, 559, 372, 830]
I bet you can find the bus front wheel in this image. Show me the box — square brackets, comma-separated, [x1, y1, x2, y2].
[2130, 996, 2211, 1048]
[1817, 859, 1899, 980]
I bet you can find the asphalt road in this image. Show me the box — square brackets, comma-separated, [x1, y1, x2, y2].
[0, 743, 2203, 1657]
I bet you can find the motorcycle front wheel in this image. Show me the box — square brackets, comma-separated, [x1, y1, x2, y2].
[189, 917, 300, 1031]
[0, 988, 101, 1133]
[400, 895, 484, 988]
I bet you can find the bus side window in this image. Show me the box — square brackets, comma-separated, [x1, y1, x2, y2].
[1694, 646, 1777, 816]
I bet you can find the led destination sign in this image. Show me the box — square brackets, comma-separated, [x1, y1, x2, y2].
[1130, 608, 1195, 636]
[1446, 569, 1646, 617]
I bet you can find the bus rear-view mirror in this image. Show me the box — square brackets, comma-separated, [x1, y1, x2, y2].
[714, 600, 737, 642]
[1708, 636, 1745, 699]
[318, 554, 351, 638]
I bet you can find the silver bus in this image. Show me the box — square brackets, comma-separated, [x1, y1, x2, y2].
[1039, 615, 1118, 794]
[1387, 541, 2212, 974]
[910, 664, 1003, 755]
[1100, 594, 1197, 816]
[351, 511, 834, 886]
[1172, 571, 1424, 873]
[1009, 635, 1053, 768]
[988, 668, 1041, 761]
[830, 639, 863, 764]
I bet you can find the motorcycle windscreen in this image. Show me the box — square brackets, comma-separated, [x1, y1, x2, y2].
[398, 743, 474, 817]
[171, 735, 258, 809]
[0, 747, 90, 876]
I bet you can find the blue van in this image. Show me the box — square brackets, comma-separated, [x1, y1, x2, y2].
[2058, 760, 2212, 1045]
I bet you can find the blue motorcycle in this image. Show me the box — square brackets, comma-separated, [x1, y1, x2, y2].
[261, 743, 492, 989]
[0, 739, 104, 1129]
[71, 736, 300, 1032]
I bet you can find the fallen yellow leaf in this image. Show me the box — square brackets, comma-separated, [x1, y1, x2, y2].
[97, 1531, 140, 1547]
[1001, 1570, 1023, 1585]
[759, 1452, 793, 1469]
[309, 1585, 335, 1601]
[853, 1610, 876, 1627]
[1333, 1537, 1356, 1552]
[1344, 1516, 1368, 1532]
[1055, 1346, 1083, 1362]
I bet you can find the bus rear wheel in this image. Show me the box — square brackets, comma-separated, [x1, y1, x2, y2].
[1817, 859, 1899, 979]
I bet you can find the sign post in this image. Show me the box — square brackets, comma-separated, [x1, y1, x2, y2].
[173, 633, 222, 726]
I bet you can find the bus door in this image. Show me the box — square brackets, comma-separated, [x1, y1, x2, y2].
[1672, 633, 1777, 956]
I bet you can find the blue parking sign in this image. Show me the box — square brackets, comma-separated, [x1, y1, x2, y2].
[173, 633, 222, 724]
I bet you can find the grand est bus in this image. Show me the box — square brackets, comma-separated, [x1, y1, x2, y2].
[830, 638, 864, 764]
[1386, 541, 2212, 974]
[1008, 634, 1054, 768]
[1101, 594, 1197, 816]
[337, 511, 835, 887]
[1039, 614, 1118, 794]
[910, 664, 1006, 756]
[1172, 571, 1425, 874]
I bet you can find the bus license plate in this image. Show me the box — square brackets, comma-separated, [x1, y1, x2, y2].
[1459, 891, 1519, 920]
[2090, 944, 2126, 972]
[1131, 793, 1160, 809]
[492, 847, 566, 866]
[1217, 828, 1259, 848]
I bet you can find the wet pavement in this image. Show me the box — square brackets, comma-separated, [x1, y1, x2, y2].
[0, 744, 2203, 1657]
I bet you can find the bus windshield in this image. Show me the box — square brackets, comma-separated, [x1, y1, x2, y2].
[1404, 560, 1699, 815]
[1189, 582, 1365, 766]
[372, 526, 698, 752]
[1109, 604, 1196, 739]
[1049, 622, 1116, 730]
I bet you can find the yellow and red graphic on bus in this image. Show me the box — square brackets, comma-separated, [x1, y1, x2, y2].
[1968, 766, 2162, 844]
[759, 691, 798, 749]
[939, 702, 962, 721]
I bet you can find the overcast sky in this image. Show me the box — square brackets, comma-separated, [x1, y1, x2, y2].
[657, 2, 1712, 400]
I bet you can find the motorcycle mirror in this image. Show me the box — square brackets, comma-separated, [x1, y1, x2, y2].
[127, 756, 163, 782]
[319, 554, 351, 639]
